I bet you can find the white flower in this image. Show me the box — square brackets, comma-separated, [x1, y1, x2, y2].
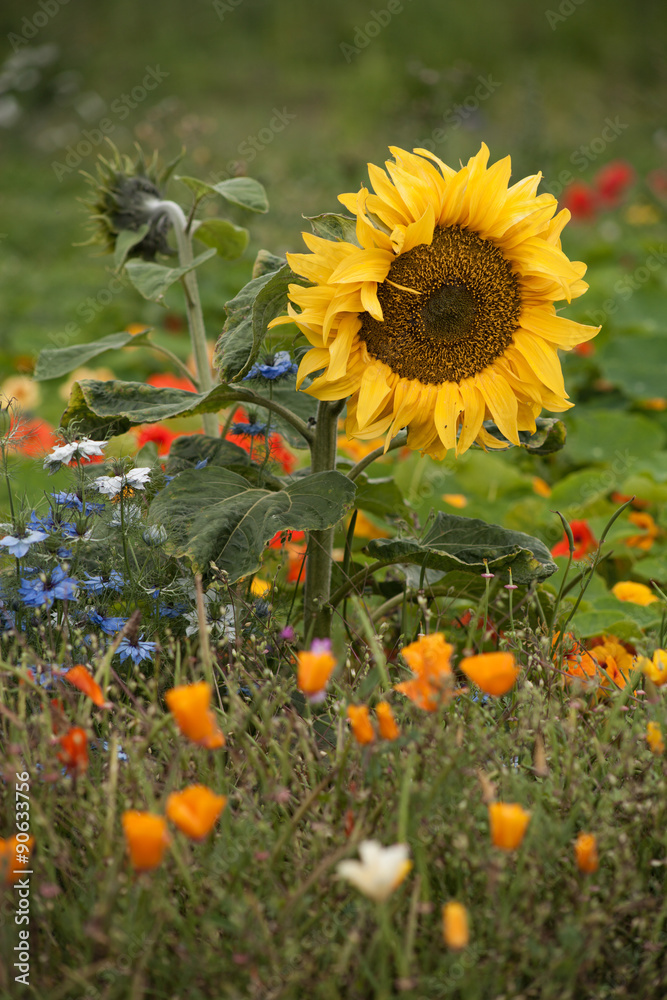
[336, 841, 412, 902]
[94, 467, 152, 497]
[184, 603, 236, 642]
[44, 438, 106, 471]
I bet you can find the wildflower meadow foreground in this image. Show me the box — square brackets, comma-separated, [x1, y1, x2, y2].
[2, 141, 667, 999]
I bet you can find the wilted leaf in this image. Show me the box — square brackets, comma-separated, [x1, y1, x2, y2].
[34, 330, 152, 382]
[306, 213, 360, 245]
[478, 418, 567, 455]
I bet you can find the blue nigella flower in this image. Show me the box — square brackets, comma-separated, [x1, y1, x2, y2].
[243, 351, 298, 382]
[88, 609, 129, 635]
[18, 565, 78, 607]
[231, 421, 267, 437]
[101, 740, 129, 762]
[82, 571, 125, 594]
[195, 458, 208, 469]
[0, 529, 48, 558]
[50, 493, 105, 515]
[27, 511, 56, 533]
[117, 636, 157, 665]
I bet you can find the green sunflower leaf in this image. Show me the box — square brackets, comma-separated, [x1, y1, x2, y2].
[479, 418, 567, 454]
[193, 218, 250, 260]
[149, 467, 356, 579]
[306, 213, 360, 246]
[114, 224, 150, 271]
[365, 511, 557, 585]
[163, 434, 284, 490]
[177, 175, 269, 214]
[124, 249, 217, 303]
[33, 330, 153, 382]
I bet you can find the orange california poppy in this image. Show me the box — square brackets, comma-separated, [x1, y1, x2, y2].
[297, 640, 337, 702]
[165, 682, 225, 749]
[166, 785, 227, 840]
[394, 633, 454, 711]
[64, 665, 106, 707]
[442, 901, 469, 950]
[122, 811, 170, 871]
[0, 836, 35, 884]
[459, 651, 519, 696]
[347, 704, 375, 745]
[375, 701, 400, 741]
[57, 727, 89, 774]
[574, 832, 599, 873]
[488, 802, 531, 851]
[646, 721, 665, 754]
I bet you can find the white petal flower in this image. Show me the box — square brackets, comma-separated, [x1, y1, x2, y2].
[184, 604, 236, 642]
[336, 841, 412, 902]
[94, 467, 152, 497]
[44, 438, 106, 471]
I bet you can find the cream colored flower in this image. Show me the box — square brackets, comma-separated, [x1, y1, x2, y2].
[336, 840, 411, 902]
[1, 375, 40, 412]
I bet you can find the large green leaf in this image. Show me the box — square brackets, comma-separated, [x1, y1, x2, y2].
[193, 219, 249, 260]
[150, 467, 356, 579]
[124, 249, 217, 303]
[563, 410, 665, 465]
[176, 175, 269, 213]
[34, 330, 152, 382]
[163, 433, 283, 489]
[114, 224, 150, 271]
[354, 476, 411, 520]
[366, 511, 557, 585]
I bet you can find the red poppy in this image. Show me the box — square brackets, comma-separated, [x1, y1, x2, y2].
[147, 373, 197, 392]
[562, 181, 598, 221]
[594, 161, 635, 205]
[135, 424, 181, 456]
[12, 417, 57, 457]
[551, 519, 597, 559]
[57, 727, 89, 774]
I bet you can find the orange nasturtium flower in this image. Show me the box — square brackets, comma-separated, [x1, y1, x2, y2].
[442, 901, 470, 950]
[646, 721, 665, 755]
[460, 651, 520, 697]
[488, 802, 531, 851]
[64, 665, 106, 707]
[375, 701, 400, 741]
[57, 727, 89, 774]
[574, 832, 599, 874]
[0, 836, 35, 884]
[638, 649, 667, 687]
[165, 682, 225, 749]
[166, 785, 227, 840]
[297, 639, 337, 702]
[587, 635, 634, 692]
[611, 581, 659, 606]
[122, 811, 170, 871]
[347, 705, 375, 745]
[625, 511, 660, 551]
[394, 633, 454, 711]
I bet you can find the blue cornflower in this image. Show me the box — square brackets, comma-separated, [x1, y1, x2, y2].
[88, 609, 129, 635]
[27, 665, 65, 689]
[18, 565, 78, 607]
[101, 740, 129, 762]
[243, 351, 298, 382]
[195, 458, 208, 469]
[50, 493, 105, 515]
[0, 600, 15, 631]
[82, 571, 124, 594]
[232, 421, 267, 437]
[117, 636, 157, 665]
[0, 529, 48, 558]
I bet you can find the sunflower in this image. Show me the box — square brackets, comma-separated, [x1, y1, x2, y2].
[271, 144, 599, 458]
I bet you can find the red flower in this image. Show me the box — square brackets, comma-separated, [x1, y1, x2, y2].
[647, 167, 667, 202]
[595, 161, 635, 205]
[574, 341, 596, 357]
[12, 417, 57, 457]
[147, 373, 197, 392]
[226, 408, 296, 474]
[551, 520, 597, 559]
[57, 727, 89, 774]
[135, 424, 181, 456]
[562, 182, 598, 221]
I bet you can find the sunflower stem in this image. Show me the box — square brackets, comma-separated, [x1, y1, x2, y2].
[303, 400, 345, 641]
[150, 199, 218, 438]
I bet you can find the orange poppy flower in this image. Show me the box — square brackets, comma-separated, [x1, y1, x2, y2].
[611, 581, 658, 606]
[347, 705, 375, 745]
[625, 511, 660, 551]
[460, 651, 519, 697]
[64, 665, 106, 707]
[57, 727, 89, 774]
[165, 682, 225, 749]
[375, 701, 400, 741]
[574, 832, 599, 874]
[166, 785, 227, 840]
[488, 802, 531, 851]
[639, 649, 667, 687]
[587, 636, 634, 692]
[297, 640, 336, 702]
[442, 901, 469, 950]
[646, 721, 665, 754]
[0, 836, 35, 884]
[122, 811, 170, 871]
[556, 633, 599, 687]
[395, 633, 454, 711]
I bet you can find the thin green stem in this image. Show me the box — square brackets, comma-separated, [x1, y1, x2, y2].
[346, 431, 407, 482]
[221, 387, 314, 447]
[147, 341, 198, 387]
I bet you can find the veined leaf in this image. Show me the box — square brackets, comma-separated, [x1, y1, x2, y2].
[193, 218, 249, 260]
[34, 330, 152, 382]
[125, 248, 216, 303]
[150, 467, 356, 579]
[306, 213, 360, 245]
[176, 175, 268, 213]
[114, 224, 150, 271]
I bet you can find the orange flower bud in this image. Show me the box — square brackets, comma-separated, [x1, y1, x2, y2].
[64, 665, 106, 707]
[57, 726, 89, 774]
[488, 802, 531, 851]
[165, 682, 225, 749]
[122, 811, 170, 871]
[574, 832, 599, 873]
[0, 836, 35, 884]
[166, 785, 227, 840]
[297, 640, 336, 702]
[460, 651, 520, 697]
[347, 704, 375, 745]
[442, 901, 469, 950]
[376, 701, 400, 741]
